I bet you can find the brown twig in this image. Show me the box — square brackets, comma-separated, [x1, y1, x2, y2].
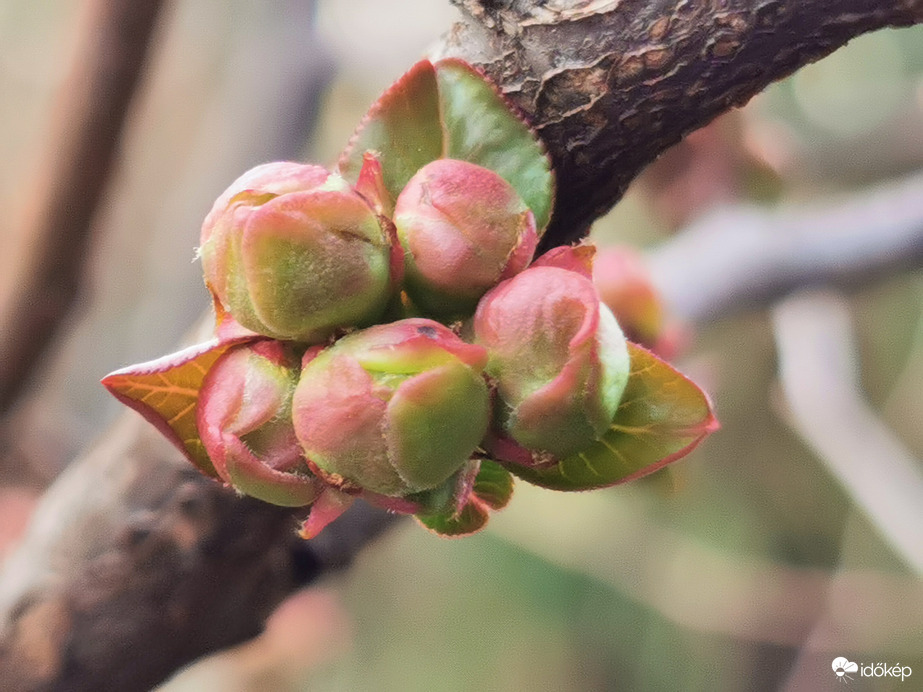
[439, 0, 923, 247]
[0, 0, 168, 413]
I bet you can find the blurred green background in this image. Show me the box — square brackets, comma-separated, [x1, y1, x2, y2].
[1, 2, 921, 690]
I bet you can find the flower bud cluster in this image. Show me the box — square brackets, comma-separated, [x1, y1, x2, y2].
[192, 156, 632, 536]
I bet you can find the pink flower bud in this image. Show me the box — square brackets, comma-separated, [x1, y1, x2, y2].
[199, 162, 399, 343]
[394, 159, 537, 316]
[197, 340, 321, 506]
[473, 246, 630, 459]
[292, 319, 490, 497]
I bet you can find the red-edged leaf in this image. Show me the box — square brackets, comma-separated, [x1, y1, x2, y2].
[101, 337, 257, 476]
[415, 460, 514, 537]
[469, 459, 514, 510]
[504, 343, 719, 491]
[338, 58, 554, 232]
[435, 59, 554, 231]
[338, 60, 443, 201]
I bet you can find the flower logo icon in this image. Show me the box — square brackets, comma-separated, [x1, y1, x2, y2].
[832, 657, 859, 683]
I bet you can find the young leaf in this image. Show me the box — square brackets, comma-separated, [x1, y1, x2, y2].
[416, 460, 514, 537]
[338, 60, 443, 202]
[101, 337, 257, 476]
[504, 343, 719, 491]
[338, 58, 554, 232]
[436, 59, 554, 231]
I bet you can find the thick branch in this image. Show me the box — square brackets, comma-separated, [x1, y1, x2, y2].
[0, 0, 167, 413]
[0, 416, 397, 692]
[1, 1, 921, 690]
[438, 0, 922, 246]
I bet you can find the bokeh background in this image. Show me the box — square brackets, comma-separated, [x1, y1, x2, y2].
[0, 1, 921, 690]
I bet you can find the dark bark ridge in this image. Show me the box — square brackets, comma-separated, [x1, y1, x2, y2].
[439, 0, 923, 245]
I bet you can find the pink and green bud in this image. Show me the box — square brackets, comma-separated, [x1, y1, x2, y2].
[292, 319, 490, 497]
[199, 161, 399, 343]
[473, 246, 631, 459]
[197, 340, 321, 506]
[394, 159, 537, 317]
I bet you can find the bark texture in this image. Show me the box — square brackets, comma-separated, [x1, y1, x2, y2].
[1, 1, 921, 690]
[438, 0, 923, 245]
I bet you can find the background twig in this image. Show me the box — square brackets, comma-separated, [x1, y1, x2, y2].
[648, 170, 923, 324]
[0, 0, 167, 413]
[771, 290, 923, 574]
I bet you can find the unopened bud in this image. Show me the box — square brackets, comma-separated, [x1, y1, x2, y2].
[293, 319, 490, 497]
[394, 159, 537, 317]
[199, 162, 398, 343]
[197, 340, 321, 506]
[474, 246, 630, 459]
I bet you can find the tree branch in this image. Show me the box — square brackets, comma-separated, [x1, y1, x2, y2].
[0, 0, 167, 413]
[772, 290, 923, 574]
[1, 1, 921, 690]
[648, 170, 923, 324]
[437, 0, 922, 246]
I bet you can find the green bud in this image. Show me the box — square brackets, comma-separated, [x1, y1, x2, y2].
[199, 162, 399, 343]
[394, 159, 537, 317]
[292, 319, 490, 497]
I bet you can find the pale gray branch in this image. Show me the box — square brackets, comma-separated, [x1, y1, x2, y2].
[649, 171, 923, 324]
[772, 290, 923, 574]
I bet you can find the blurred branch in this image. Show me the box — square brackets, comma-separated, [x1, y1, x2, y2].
[1, 1, 923, 690]
[772, 291, 923, 574]
[439, 0, 923, 246]
[648, 170, 923, 324]
[0, 0, 168, 413]
[0, 0, 348, 689]
[0, 415, 396, 692]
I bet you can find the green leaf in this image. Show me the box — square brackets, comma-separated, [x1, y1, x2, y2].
[504, 343, 719, 491]
[338, 60, 443, 203]
[469, 459, 514, 510]
[415, 460, 514, 536]
[101, 337, 256, 477]
[338, 58, 554, 232]
[436, 59, 553, 231]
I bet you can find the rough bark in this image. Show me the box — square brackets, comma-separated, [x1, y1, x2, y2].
[438, 0, 923, 246]
[0, 414, 397, 692]
[1, 1, 921, 690]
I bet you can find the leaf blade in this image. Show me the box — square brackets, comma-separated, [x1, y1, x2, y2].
[338, 60, 444, 200]
[435, 59, 554, 231]
[415, 460, 514, 536]
[505, 343, 718, 491]
[338, 59, 554, 233]
[102, 340, 241, 476]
